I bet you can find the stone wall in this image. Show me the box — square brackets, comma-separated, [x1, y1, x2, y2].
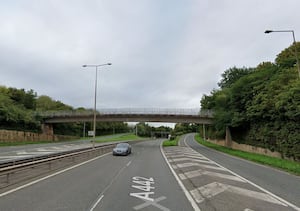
[0, 129, 78, 142]
[207, 139, 282, 159]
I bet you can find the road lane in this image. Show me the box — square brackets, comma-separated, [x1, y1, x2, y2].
[184, 133, 300, 209]
[0, 140, 194, 211]
[0, 134, 133, 163]
[91, 139, 194, 211]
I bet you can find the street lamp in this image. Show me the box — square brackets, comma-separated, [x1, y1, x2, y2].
[264, 29, 300, 78]
[82, 63, 112, 147]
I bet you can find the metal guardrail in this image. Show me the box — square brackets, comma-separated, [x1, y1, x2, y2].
[0, 143, 116, 189]
[35, 108, 213, 118]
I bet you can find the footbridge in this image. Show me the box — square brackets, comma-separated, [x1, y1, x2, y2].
[39, 108, 213, 124]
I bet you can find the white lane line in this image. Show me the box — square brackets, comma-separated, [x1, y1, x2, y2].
[88, 159, 133, 211]
[190, 182, 287, 206]
[89, 195, 104, 211]
[184, 134, 300, 211]
[179, 169, 246, 182]
[160, 142, 201, 211]
[0, 152, 111, 198]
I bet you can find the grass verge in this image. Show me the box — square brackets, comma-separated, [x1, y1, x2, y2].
[95, 134, 146, 143]
[194, 134, 300, 175]
[163, 136, 180, 147]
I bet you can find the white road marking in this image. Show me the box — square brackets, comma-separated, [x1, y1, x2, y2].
[160, 142, 201, 211]
[89, 159, 132, 210]
[16, 151, 53, 155]
[133, 196, 169, 211]
[179, 169, 246, 182]
[89, 195, 104, 211]
[0, 152, 111, 198]
[175, 162, 226, 171]
[183, 134, 300, 211]
[166, 154, 209, 160]
[190, 182, 287, 206]
[127, 160, 132, 166]
[169, 157, 213, 164]
[0, 155, 28, 159]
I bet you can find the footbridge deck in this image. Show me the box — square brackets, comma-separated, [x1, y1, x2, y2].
[38, 108, 213, 124]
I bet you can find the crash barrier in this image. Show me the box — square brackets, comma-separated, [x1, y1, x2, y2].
[0, 141, 139, 189]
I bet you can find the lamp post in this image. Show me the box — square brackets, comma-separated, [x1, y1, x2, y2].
[82, 63, 112, 147]
[264, 30, 300, 78]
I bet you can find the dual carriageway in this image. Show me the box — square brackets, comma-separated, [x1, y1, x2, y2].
[0, 134, 299, 211]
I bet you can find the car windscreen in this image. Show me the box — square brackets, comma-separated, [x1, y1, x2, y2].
[116, 143, 128, 148]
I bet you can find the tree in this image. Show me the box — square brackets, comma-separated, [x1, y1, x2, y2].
[200, 45, 300, 160]
[275, 42, 300, 69]
[218, 67, 253, 89]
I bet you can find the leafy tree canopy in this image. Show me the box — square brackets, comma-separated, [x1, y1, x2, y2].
[200, 43, 300, 160]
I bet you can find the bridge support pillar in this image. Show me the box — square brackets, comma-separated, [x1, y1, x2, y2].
[41, 123, 54, 136]
[225, 126, 232, 147]
[202, 124, 206, 140]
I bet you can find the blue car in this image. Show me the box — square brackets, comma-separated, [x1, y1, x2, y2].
[113, 143, 132, 156]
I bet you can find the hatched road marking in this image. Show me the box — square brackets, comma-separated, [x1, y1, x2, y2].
[0, 144, 92, 162]
[190, 182, 287, 206]
[179, 168, 246, 182]
[163, 140, 299, 211]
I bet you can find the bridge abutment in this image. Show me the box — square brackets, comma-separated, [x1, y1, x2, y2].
[41, 123, 54, 136]
[225, 126, 232, 147]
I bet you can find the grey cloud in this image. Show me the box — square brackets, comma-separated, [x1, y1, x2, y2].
[1, 0, 300, 111]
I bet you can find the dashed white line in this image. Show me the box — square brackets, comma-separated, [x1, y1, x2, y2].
[89, 195, 104, 211]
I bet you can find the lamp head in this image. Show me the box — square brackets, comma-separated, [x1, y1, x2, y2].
[264, 30, 273, 34]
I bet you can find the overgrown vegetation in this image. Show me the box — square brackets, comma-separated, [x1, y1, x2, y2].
[0, 86, 130, 136]
[163, 136, 180, 147]
[136, 122, 172, 138]
[200, 43, 300, 160]
[195, 134, 300, 175]
[95, 134, 146, 143]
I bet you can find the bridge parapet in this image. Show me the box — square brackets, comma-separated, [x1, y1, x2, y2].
[37, 108, 213, 118]
[37, 108, 214, 124]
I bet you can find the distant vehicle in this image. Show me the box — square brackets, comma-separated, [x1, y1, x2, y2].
[113, 143, 131, 156]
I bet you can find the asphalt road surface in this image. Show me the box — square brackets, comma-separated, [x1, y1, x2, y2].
[181, 133, 300, 210]
[0, 135, 299, 211]
[0, 139, 193, 211]
[0, 134, 132, 163]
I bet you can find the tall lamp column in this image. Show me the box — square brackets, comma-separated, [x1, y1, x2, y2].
[82, 63, 112, 147]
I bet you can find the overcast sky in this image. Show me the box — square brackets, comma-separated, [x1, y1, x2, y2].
[1, 0, 300, 110]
